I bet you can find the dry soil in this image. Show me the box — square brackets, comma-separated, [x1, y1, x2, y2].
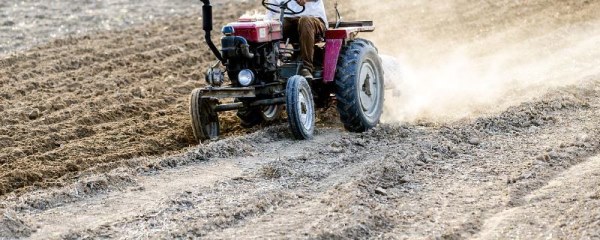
[1, 0, 599, 239]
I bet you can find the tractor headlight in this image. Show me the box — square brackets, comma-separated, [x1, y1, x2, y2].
[238, 69, 255, 87]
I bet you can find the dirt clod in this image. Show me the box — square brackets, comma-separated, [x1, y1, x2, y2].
[27, 109, 40, 120]
[130, 87, 146, 98]
[468, 137, 481, 146]
[537, 154, 551, 162]
[374, 187, 388, 196]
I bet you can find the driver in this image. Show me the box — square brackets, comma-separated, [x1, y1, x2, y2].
[266, 0, 328, 79]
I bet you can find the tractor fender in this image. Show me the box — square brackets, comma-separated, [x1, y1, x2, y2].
[323, 25, 375, 83]
[323, 38, 344, 83]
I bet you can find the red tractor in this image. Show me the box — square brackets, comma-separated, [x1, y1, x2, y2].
[190, 0, 384, 141]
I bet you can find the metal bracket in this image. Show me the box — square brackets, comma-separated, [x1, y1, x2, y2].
[200, 87, 256, 98]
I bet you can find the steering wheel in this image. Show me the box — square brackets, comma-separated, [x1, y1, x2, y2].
[262, 0, 306, 15]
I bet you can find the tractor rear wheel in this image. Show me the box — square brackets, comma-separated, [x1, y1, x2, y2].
[335, 39, 385, 132]
[286, 75, 315, 140]
[190, 89, 220, 142]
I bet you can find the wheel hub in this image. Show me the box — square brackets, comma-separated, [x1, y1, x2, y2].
[359, 62, 380, 115]
[298, 88, 313, 130]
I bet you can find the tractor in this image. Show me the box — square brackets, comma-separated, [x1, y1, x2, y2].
[190, 0, 384, 141]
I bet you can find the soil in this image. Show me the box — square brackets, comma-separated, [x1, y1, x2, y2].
[1, 0, 600, 239]
[0, 0, 209, 55]
[0, 0, 260, 196]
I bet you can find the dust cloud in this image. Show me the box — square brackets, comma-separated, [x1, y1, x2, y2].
[341, 0, 600, 123]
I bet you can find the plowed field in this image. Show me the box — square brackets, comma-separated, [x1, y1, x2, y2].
[0, 1, 259, 196]
[1, 0, 599, 239]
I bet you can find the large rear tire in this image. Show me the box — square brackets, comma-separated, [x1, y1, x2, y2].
[335, 39, 385, 132]
[190, 89, 220, 142]
[286, 75, 315, 140]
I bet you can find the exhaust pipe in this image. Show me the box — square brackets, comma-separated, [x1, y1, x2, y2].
[200, 0, 223, 62]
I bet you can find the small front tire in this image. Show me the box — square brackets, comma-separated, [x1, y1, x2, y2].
[261, 105, 283, 122]
[190, 89, 220, 142]
[237, 107, 263, 128]
[237, 103, 283, 128]
[286, 75, 315, 140]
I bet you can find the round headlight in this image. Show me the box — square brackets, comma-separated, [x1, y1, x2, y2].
[238, 69, 255, 87]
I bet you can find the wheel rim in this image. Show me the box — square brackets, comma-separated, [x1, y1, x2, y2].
[297, 87, 314, 130]
[262, 105, 279, 121]
[358, 60, 381, 120]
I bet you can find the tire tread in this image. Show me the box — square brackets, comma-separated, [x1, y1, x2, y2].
[335, 38, 384, 132]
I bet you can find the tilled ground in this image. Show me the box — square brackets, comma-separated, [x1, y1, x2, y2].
[1, 82, 600, 239]
[0, 0, 207, 55]
[1, 0, 600, 239]
[0, 1, 260, 196]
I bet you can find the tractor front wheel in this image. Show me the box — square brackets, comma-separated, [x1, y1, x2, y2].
[286, 75, 315, 140]
[237, 107, 263, 128]
[261, 105, 284, 122]
[335, 39, 385, 132]
[236, 104, 283, 128]
[190, 89, 220, 142]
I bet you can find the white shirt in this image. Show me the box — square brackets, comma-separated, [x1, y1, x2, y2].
[265, 0, 328, 27]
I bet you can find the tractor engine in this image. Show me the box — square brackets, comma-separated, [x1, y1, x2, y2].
[218, 18, 283, 87]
